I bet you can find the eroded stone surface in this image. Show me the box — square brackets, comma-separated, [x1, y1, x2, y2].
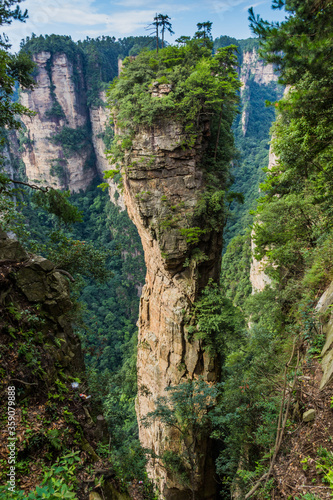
[19, 51, 95, 192]
[115, 114, 221, 499]
[316, 282, 333, 389]
[89, 91, 125, 210]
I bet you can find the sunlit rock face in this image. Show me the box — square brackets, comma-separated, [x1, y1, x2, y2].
[113, 112, 222, 498]
[239, 48, 278, 136]
[19, 51, 95, 192]
[240, 48, 278, 87]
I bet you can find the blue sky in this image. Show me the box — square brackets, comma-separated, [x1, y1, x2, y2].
[6, 0, 287, 52]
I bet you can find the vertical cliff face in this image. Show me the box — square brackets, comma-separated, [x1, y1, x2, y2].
[19, 51, 95, 191]
[89, 91, 125, 210]
[239, 48, 279, 136]
[249, 144, 276, 293]
[115, 115, 221, 499]
[240, 48, 278, 87]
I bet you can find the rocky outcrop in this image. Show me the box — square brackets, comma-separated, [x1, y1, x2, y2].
[0, 229, 84, 373]
[239, 48, 279, 136]
[249, 234, 272, 293]
[19, 51, 95, 192]
[14, 50, 126, 206]
[240, 48, 278, 87]
[89, 92, 125, 209]
[249, 143, 276, 293]
[316, 282, 333, 389]
[114, 111, 221, 498]
[89, 91, 109, 178]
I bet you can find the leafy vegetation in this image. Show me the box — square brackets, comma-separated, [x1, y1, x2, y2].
[142, 378, 218, 497]
[211, 1, 333, 497]
[3, 3, 333, 497]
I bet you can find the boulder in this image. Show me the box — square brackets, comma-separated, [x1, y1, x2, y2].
[303, 409, 316, 422]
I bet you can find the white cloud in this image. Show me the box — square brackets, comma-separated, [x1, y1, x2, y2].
[242, 1, 266, 11]
[105, 9, 157, 33]
[207, 0, 247, 13]
[114, 0, 156, 6]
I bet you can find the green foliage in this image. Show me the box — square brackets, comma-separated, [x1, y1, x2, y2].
[179, 227, 207, 244]
[45, 99, 66, 119]
[221, 232, 252, 308]
[50, 126, 90, 156]
[107, 40, 240, 138]
[67, 183, 145, 373]
[295, 495, 321, 500]
[214, 2, 333, 496]
[143, 378, 218, 493]
[0, 1, 35, 141]
[31, 188, 82, 226]
[316, 447, 333, 490]
[249, 0, 333, 302]
[21, 34, 81, 64]
[1, 451, 80, 499]
[224, 78, 283, 245]
[21, 33, 161, 109]
[189, 280, 244, 355]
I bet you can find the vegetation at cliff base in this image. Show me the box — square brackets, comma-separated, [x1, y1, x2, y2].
[214, 1, 333, 497]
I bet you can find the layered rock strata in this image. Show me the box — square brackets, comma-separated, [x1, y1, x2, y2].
[19, 51, 95, 192]
[240, 48, 278, 87]
[17, 51, 125, 206]
[0, 229, 84, 374]
[316, 282, 333, 389]
[113, 113, 222, 499]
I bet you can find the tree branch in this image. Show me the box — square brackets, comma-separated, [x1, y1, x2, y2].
[55, 269, 75, 282]
[9, 179, 51, 193]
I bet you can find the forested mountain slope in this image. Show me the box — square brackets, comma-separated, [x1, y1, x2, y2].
[4, 7, 332, 498]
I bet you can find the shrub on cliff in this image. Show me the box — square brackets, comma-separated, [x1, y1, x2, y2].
[107, 38, 240, 183]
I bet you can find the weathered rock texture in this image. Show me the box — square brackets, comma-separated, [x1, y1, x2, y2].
[240, 49, 278, 87]
[14, 51, 123, 205]
[0, 229, 84, 375]
[115, 113, 221, 498]
[316, 282, 333, 389]
[89, 92, 125, 210]
[249, 143, 276, 293]
[19, 51, 95, 191]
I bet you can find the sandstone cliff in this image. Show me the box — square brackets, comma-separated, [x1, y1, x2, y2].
[114, 113, 222, 498]
[14, 50, 123, 205]
[240, 48, 278, 87]
[239, 48, 279, 136]
[249, 143, 276, 293]
[0, 231, 134, 499]
[89, 91, 125, 210]
[19, 51, 95, 191]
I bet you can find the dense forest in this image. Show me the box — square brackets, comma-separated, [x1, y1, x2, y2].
[0, 0, 333, 499]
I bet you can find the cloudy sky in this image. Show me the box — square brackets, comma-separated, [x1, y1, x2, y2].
[6, 0, 287, 52]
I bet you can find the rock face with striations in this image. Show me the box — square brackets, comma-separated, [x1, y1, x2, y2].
[16, 50, 126, 207]
[19, 51, 95, 191]
[113, 100, 221, 498]
[240, 48, 278, 87]
[89, 91, 125, 210]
